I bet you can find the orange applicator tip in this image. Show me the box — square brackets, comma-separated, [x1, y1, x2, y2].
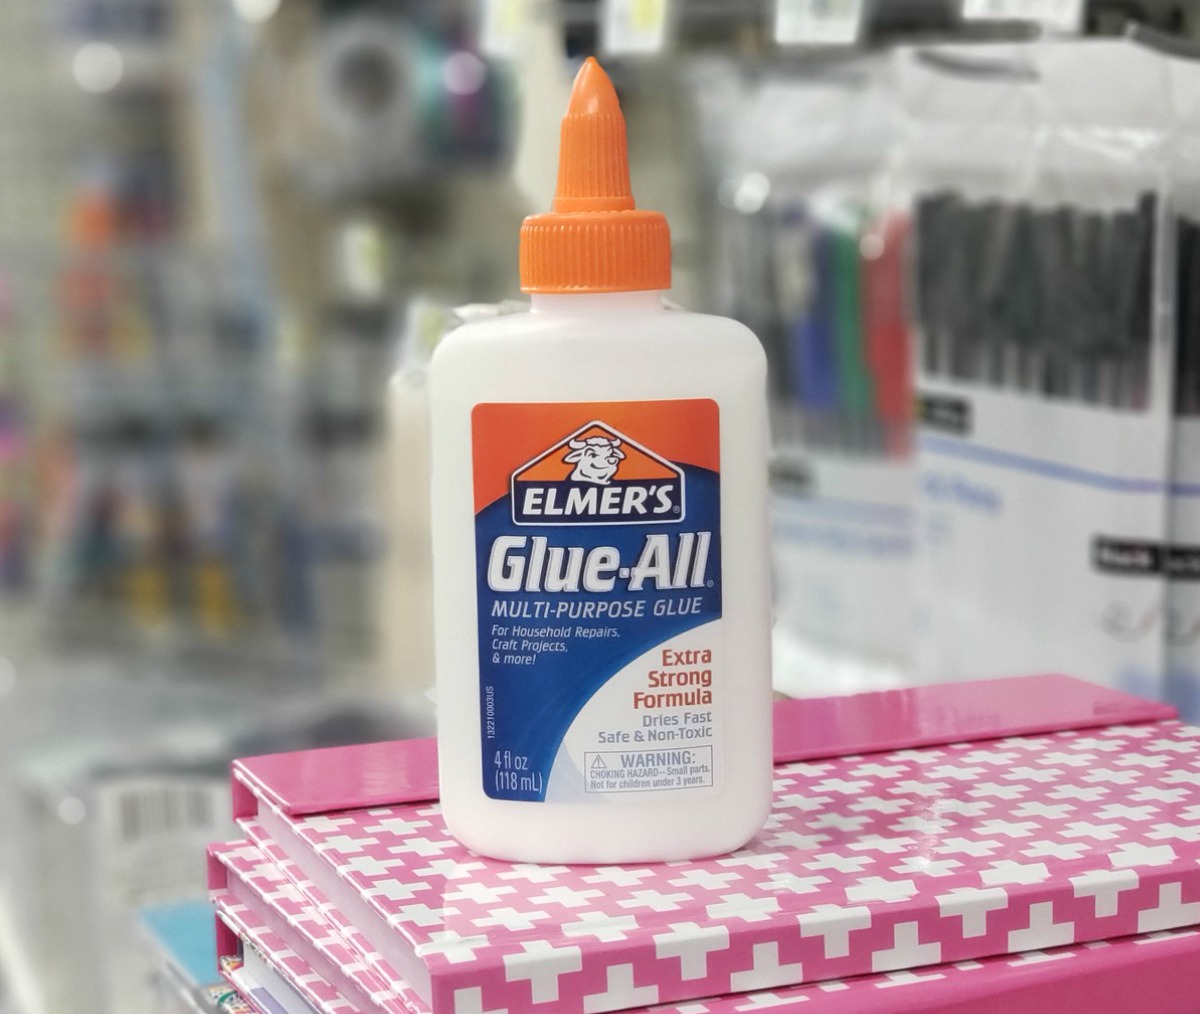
[520, 57, 671, 293]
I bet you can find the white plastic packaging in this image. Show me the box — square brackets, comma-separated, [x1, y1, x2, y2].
[427, 59, 773, 863]
[430, 291, 773, 862]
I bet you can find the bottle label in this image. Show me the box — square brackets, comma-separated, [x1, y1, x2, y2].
[472, 399, 722, 802]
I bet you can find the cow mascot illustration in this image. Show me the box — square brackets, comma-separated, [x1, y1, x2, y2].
[563, 436, 625, 485]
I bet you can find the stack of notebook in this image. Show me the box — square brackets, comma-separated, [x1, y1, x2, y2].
[207, 676, 1200, 1013]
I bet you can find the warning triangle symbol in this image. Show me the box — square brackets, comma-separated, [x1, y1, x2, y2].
[590, 755, 608, 770]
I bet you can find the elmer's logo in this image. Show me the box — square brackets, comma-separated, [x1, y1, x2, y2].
[511, 422, 685, 526]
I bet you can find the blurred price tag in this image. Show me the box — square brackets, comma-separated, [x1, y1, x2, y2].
[775, 0, 865, 45]
[478, 0, 534, 59]
[961, 0, 1083, 33]
[601, 0, 671, 56]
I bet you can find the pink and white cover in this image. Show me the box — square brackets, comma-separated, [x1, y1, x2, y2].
[239, 720, 1200, 1013]
[213, 889, 359, 1014]
[211, 838, 428, 1014]
[231, 676, 1175, 820]
[216, 852, 1200, 1014]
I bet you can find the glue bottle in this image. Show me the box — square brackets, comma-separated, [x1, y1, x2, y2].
[429, 57, 772, 863]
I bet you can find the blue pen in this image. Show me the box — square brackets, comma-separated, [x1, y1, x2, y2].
[793, 225, 840, 414]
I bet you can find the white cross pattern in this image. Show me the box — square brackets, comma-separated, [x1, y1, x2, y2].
[1061, 821, 1124, 840]
[849, 795, 908, 815]
[391, 835, 451, 857]
[1002, 765, 1062, 784]
[1138, 881, 1200, 933]
[848, 762, 909, 779]
[669, 869, 742, 891]
[845, 877, 917, 904]
[1008, 902, 1075, 951]
[763, 831, 832, 851]
[582, 963, 659, 1013]
[803, 853, 872, 875]
[812, 778, 871, 795]
[937, 886, 1009, 937]
[890, 855, 962, 878]
[893, 779, 949, 798]
[810, 813, 871, 833]
[386, 902, 455, 928]
[764, 872, 830, 895]
[581, 866, 656, 888]
[1012, 801, 1076, 820]
[445, 881, 516, 906]
[1148, 822, 1200, 843]
[847, 835, 916, 855]
[497, 864, 570, 883]
[452, 986, 505, 1014]
[707, 893, 783, 923]
[927, 764, 985, 782]
[797, 904, 872, 958]
[619, 889, 693, 913]
[934, 837, 1001, 858]
[414, 858, 485, 881]
[340, 854, 408, 878]
[1115, 752, 1170, 769]
[872, 921, 941, 972]
[976, 819, 1038, 839]
[473, 906, 552, 932]
[729, 942, 804, 992]
[968, 782, 1028, 801]
[935, 799, 992, 818]
[561, 912, 639, 942]
[1131, 786, 1188, 804]
[1021, 841, 1089, 861]
[1083, 768, 1140, 786]
[365, 878, 431, 904]
[774, 793, 834, 812]
[502, 941, 583, 1004]
[315, 833, 379, 856]
[1049, 785, 1111, 802]
[1039, 749, 1095, 767]
[418, 931, 489, 964]
[959, 749, 1020, 766]
[363, 815, 432, 838]
[719, 853, 787, 871]
[980, 860, 1050, 886]
[654, 921, 731, 979]
[1071, 868, 1139, 918]
[530, 884, 604, 910]
[888, 816, 952, 836]
[1110, 842, 1177, 868]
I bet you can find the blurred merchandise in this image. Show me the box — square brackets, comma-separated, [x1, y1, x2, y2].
[900, 39, 1176, 701]
[695, 55, 917, 691]
[378, 297, 527, 699]
[0, 664, 424, 1014]
[141, 898, 223, 1014]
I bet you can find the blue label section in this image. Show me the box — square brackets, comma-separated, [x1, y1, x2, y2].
[476, 465, 721, 801]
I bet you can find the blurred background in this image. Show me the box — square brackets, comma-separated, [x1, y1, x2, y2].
[1, 0, 1200, 1011]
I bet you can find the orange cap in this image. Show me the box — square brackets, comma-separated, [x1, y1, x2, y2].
[520, 57, 671, 294]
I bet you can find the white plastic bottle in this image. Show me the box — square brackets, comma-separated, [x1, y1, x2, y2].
[428, 57, 772, 863]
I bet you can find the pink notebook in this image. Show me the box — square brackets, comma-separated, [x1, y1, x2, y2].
[232, 713, 1200, 1012]
[212, 838, 1200, 1014]
[232, 675, 1174, 820]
